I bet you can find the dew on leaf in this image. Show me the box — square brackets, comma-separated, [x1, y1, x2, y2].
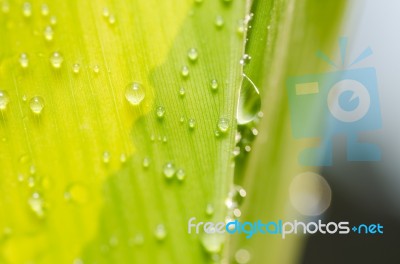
[108, 14, 116, 24]
[102, 151, 110, 164]
[188, 118, 196, 129]
[181, 65, 189, 78]
[19, 53, 29, 68]
[125, 82, 145, 106]
[215, 15, 224, 28]
[40, 4, 49, 16]
[176, 169, 185, 181]
[143, 157, 150, 168]
[93, 65, 100, 73]
[187, 48, 198, 62]
[29, 96, 44, 114]
[237, 74, 261, 125]
[50, 52, 63, 68]
[0, 90, 10, 110]
[28, 192, 45, 218]
[73, 63, 80, 73]
[179, 87, 186, 97]
[217, 118, 229, 133]
[235, 249, 251, 264]
[44, 26, 54, 41]
[22, 2, 32, 17]
[50, 15, 57, 25]
[163, 162, 175, 179]
[210, 79, 218, 91]
[206, 203, 214, 216]
[154, 224, 167, 241]
[156, 106, 165, 119]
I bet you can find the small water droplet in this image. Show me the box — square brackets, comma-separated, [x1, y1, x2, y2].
[156, 106, 165, 119]
[129, 233, 144, 246]
[181, 65, 189, 78]
[179, 116, 185, 123]
[102, 7, 110, 18]
[50, 15, 57, 25]
[125, 82, 145, 106]
[73, 63, 80, 73]
[93, 65, 100, 73]
[19, 53, 29, 68]
[201, 233, 224, 254]
[217, 118, 229, 133]
[0, 90, 10, 110]
[240, 54, 252, 66]
[154, 224, 167, 241]
[179, 87, 186, 97]
[102, 151, 110, 164]
[28, 192, 45, 218]
[150, 134, 155, 141]
[214, 130, 220, 138]
[244, 145, 251, 152]
[188, 118, 196, 129]
[210, 79, 218, 91]
[29, 96, 44, 114]
[162, 135, 168, 143]
[44, 26, 54, 41]
[187, 48, 198, 62]
[22, 2, 32, 17]
[251, 127, 258, 136]
[233, 208, 242, 217]
[176, 169, 185, 181]
[120, 153, 126, 163]
[143, 157, 150, 168]
[206, 203, 214, 216]
[17, 174, 25, 182]
[41, 4, 49, 16]
[215, 15, 224, 28]
[235, 249, 251, 264]
[232, 146, 240, 156]
[237, 19, 245, 35]
[2, 2, 10, 13]
[50, 52, 64, 68]
[108, 14, 116, 24]
[163, 162, 175, 179]
[22, 95, 27, 102]
[237, 74, 261, 125]
[29, 165, 36, 175]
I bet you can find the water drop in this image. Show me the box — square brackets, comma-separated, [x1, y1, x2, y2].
[22, 2, 32, 17]
[217, 118, 229, 133]
[50, 52, 63, 68]
[162, 135, 168, 143]
[237, 74, 261, 125]
[73, 63, 80, 73]
[154, 224, 167, 241]
[233, 208, 242, 217]
[29, 165, 36, 175]
[187, 48, 198, 62]
[2, 2, 10, 13]
[235, 249, 251, 264]
[93, 65, 100, 73]
[143, 157, 150, 168]
[125, 82, 145, 106]
[19, 53, 29, 68]
[28, 192, 45, 218]
[113, 154, 122, 165]
[44, 26, 54, 41]
[181, 65, 189, 78]
[244, 145, 251, 152]
[176, 169, 185, 181]
[0, 90, 10, 110]
[156, 106, 165, 119]
[41, 4, 49, 16]
[179, 116, 185, 123]
[232, 146, 240, 157]
[210, 79, 218, 91]
[188, 118, 196, 129]
[163, 162, 175, 179]
[50, 15, 57, 25]
[102, 7, 110, 18]
[206, 203, 214, 216]
[237, 19, 245, 35]
[179, 87, 185, 97]
[214, 130, 220, 138]
[251, 127, 258, 136]
[102, 151, 110, 164]
[215, 15, 224, 28]
[201, 233, 224, 254]
[108, 14, 116, 25]
[29, 96, 44, 114]
[240, 54, 252, 66]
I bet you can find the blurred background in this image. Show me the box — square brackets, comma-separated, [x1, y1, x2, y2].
[301, 0, 400, 263]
